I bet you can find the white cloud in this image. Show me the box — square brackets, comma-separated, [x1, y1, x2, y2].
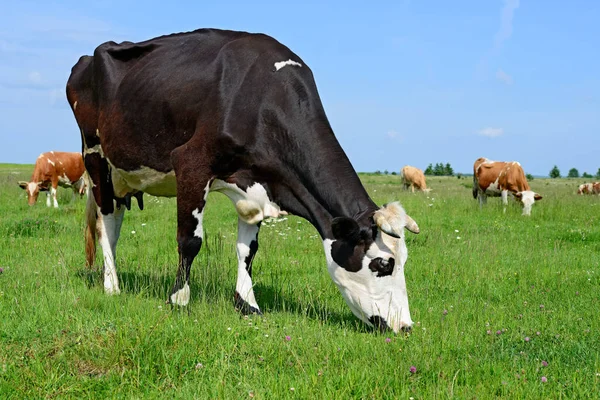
[478, 127, 504, 138]
[28, 71, 42, 84]
[496, 69, 513, 85]
[495, 0, 520, 49]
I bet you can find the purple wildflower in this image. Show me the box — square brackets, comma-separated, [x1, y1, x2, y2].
[541, 360, 548, 367]
[496, 330, 502, 335]
[541, 376, 547, 383]
[409, 366, 417, 374]
[525, 336, 530, 342]
[285, 335, 291, 341]
[385, 337, 391, 343]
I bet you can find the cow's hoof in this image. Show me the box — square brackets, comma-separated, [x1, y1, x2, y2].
[234, 292, 262, 315]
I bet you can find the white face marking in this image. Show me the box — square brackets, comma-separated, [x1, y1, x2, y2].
[519, 190, 537, 216]
[27, 182, 37, 197]
[170, 282, 190, 306]
[274, 59, 302, 71]
[111, 165, 176, 197]
[211, 180, 284, 224]
[322, 230, 412, 333]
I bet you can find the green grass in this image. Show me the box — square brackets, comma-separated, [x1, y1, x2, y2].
[1, 165, 599, 398]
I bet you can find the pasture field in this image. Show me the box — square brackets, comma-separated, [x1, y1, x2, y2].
[1, 163, 599, 399]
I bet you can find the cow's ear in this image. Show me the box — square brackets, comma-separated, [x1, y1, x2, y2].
[332, 217, 360, 242]
[534, 193, 543, 201]
[514, 192, 523, 199]
[18, 181, 27, 190]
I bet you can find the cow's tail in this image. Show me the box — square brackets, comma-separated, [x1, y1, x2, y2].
[84, 176, 98, 268]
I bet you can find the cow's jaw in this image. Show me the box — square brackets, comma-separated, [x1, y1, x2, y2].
[322, 233, 412, 333]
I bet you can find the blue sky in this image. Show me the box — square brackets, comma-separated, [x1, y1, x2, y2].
[1, 0, 598, 175]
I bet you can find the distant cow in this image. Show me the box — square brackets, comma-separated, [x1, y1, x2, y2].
[401, 166, 429, 193]
[577, 182, 600, 195]
[473, 157, 542, 216]
[18, 151, 86, 207]
[66, 28, 421, 333]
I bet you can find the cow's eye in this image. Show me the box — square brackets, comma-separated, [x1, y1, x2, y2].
[369, 257, 395, 277]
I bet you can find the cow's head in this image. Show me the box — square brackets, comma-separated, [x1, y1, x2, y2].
[514, 191, 542, 216]
[18, 181, 47, 206]
[324, 202, 419, 333]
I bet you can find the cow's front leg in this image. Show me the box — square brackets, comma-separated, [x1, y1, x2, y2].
[50, 186, 59, 208]
[98, 205, 125, 294]
[234, 219, 262, 315]
[478, 191, 487, 207]
[501, 190, 509, 205]
[46, 191, 52, 207]
[169, 175, 211, 307]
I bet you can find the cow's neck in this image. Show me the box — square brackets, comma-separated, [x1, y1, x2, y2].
[267, 126, 377, 239]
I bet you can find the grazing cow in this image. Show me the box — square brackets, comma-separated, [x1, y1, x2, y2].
[18, 151, 86, 207]
[473, 157, 542, 216]
[66, 28, 421, 333]
[577, 182, 600, 195]
[401, 166, 430, 193]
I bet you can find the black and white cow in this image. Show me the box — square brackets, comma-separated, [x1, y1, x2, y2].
[66, 28, 420, 333]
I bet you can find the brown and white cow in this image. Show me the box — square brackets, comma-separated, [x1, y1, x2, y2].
[577, 182, 600, 195]
[18, 151, 86, 207]
[401, 165, 430, 193]
[66, 28, 421, 333]
[473, 157, 542, 216]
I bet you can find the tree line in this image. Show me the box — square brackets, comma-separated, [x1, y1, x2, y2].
[424, 163, 454, 176]
[549, 166, 600, 179]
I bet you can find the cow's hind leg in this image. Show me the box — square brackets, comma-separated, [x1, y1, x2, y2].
[234, 219, 262, 314]
[98, 206, 125, 294]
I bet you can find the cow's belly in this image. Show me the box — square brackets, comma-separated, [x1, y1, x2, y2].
[111, 165, 177, 197]
[484, 181, 503, 196]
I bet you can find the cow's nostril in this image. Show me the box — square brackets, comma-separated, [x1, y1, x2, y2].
[401, 325, 412, 333]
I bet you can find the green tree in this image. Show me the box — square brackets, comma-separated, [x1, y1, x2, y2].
[568, 168, 579, 178]
[596, 168, 600, 179]
[582, 172, 592, 178]
[434, 163, 444, 176]
[424, 164, 434, 175]
[526, 173, 534, 181]
[445, 163, 454, 176]
[549, 165, 561, 178]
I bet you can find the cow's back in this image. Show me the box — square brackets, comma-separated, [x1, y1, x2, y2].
[68, 29, 312, 174]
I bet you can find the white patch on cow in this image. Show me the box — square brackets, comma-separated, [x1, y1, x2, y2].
[210, 180, 284, 225]
[110, 165, 176, 198]
[84, 144, 105, 157]
[97, 207, 125, 295]
[192, 208, 204, 239]
[190, 182, 211, 239]
[322, 229, 413, 333]
[485, 178, 502, 195]
[170, 282, 190, 306]
[47, 158, 56, 166]
[235, 221, 260, 311]
[50, 187, 58, 208]
[274, 59, 302, 71]
[37, 154, 44, 159]
[27, 182, 37, 197]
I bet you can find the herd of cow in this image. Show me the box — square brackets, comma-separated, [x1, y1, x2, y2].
[14, 28, 600, 333]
